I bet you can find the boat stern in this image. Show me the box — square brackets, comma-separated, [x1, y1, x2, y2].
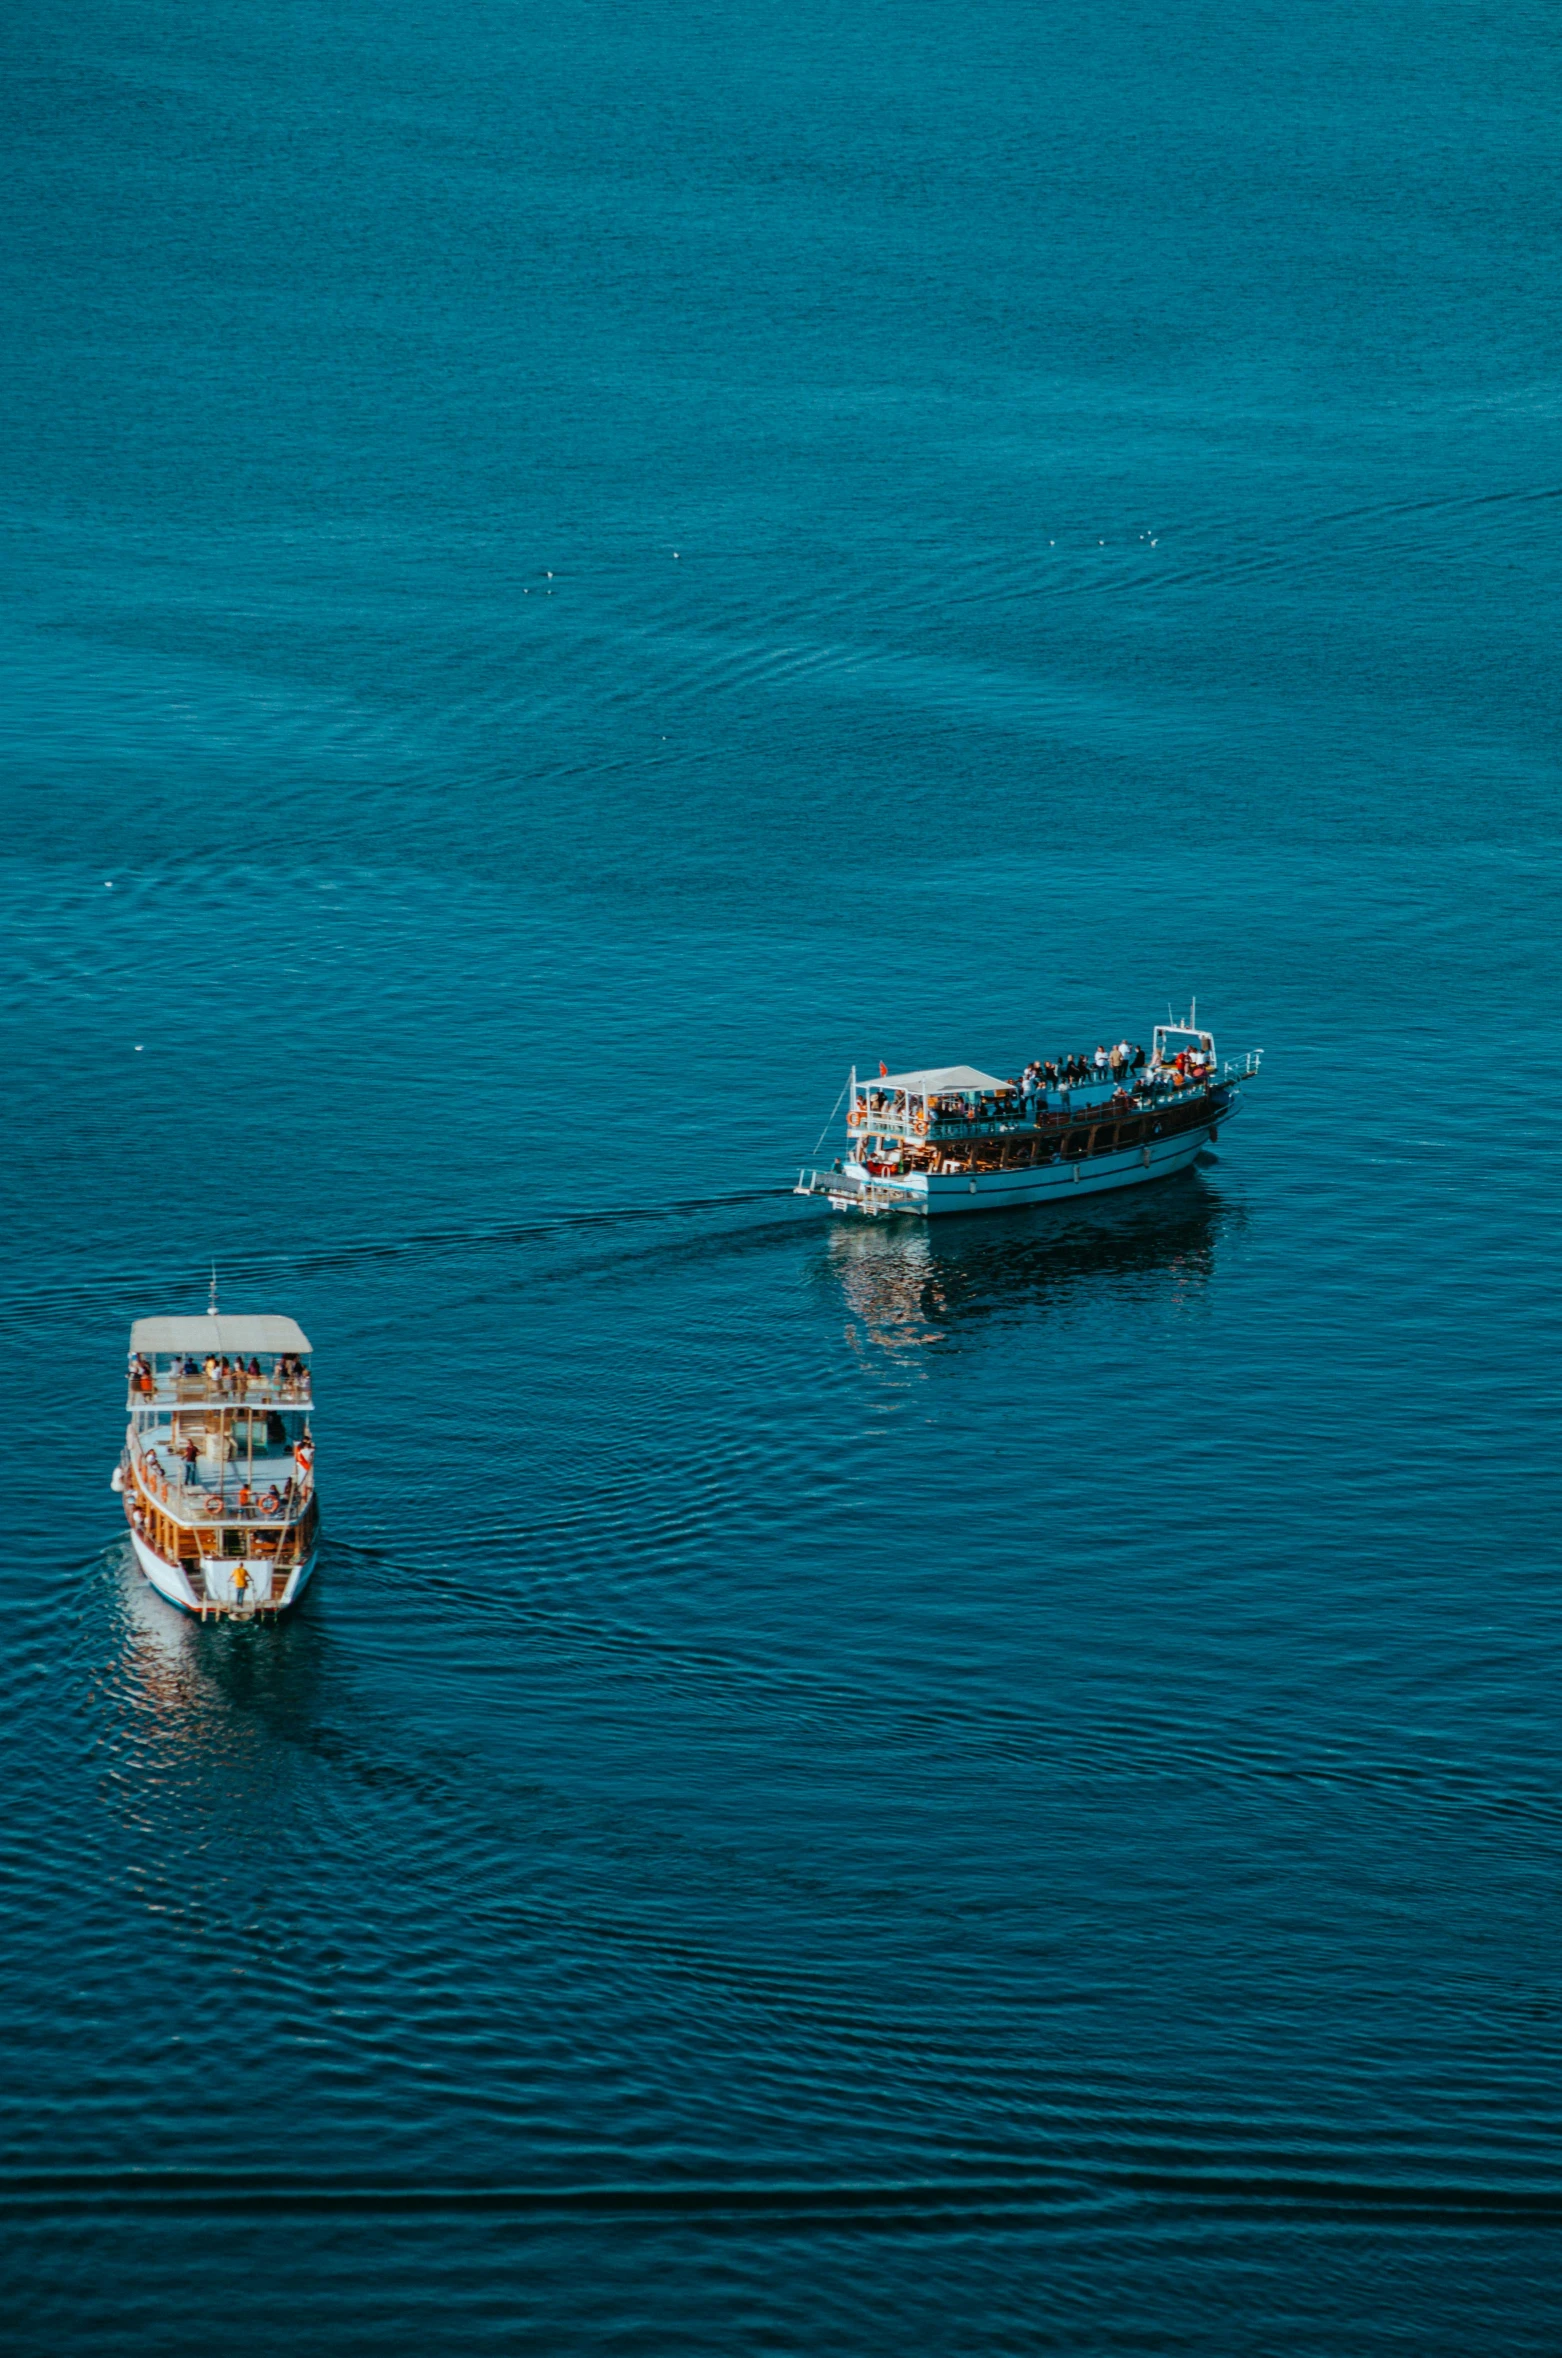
[795, 1165, 931, 1217]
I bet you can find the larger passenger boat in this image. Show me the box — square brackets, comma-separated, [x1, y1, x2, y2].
[114, 1303, 320, 1619]
[796, 1013, 1261, 1218]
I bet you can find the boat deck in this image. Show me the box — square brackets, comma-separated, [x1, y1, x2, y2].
[129, 1449, 310, 1528]
[127, 1373, 312, 1411]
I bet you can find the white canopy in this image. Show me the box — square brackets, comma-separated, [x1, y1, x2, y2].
[872, 1065, 1008, 1096]
[130, 1314, 312, 1355]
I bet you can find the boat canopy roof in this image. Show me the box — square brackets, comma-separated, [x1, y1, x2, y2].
[873, 1065, 1009, 1096]
[130, 1314, 312, 1354]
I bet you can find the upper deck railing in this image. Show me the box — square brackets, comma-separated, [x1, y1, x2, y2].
[126, 1366, 312, 1411]
[846, 1052, 1261, 1144]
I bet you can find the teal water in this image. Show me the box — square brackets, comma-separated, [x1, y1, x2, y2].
[4, 0, 1562, 2347]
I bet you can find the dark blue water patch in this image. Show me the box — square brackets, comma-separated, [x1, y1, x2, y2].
[3, 0, 1561, 2347]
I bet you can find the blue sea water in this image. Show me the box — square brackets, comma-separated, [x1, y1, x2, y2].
[3, 0, 1561, 2345]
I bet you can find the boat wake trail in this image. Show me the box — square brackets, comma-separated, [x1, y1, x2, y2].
[5, 2165, 1560, 2228]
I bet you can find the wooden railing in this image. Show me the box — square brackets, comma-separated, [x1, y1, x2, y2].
[126, 1372, 312, 1410]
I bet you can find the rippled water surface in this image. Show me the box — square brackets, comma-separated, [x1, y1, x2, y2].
[4, 0, 1562, 2347]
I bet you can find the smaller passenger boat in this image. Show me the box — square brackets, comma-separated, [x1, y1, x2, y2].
[115, 1297, 320, 1619]
[796, 1010, 1261, 1218]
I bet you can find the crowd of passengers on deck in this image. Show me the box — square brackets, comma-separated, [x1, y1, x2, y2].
[133, 1430, 314, 1518]
[1016, 1041, 1212, 1101]
[1018, 1042, 1147, 1098]
[857, 1041, 1214, 1133]
[128, 1350, 311, 1400]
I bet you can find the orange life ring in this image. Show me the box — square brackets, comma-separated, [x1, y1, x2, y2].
[913, 1109, 928, 1134]
[204, 1494, 225, 1515]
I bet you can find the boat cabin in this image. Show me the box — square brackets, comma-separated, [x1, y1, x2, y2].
[124, 1315, 315, 1550]
[848, 1066, 1018, 1147]
[127, 1312, 312, 1407]
[1150, 1023, 1215, 1082]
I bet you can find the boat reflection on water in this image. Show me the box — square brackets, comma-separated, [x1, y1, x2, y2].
[822, 1168, 1234, 1360]
[106, 1535, 333, 1770]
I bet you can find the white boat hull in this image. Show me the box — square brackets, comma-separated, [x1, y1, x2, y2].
[814, 1119, 1220, 1217]
[129, 1527, 319, 1619]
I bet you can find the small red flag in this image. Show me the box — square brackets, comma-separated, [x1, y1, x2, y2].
[879, 1061, 888, 1076]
